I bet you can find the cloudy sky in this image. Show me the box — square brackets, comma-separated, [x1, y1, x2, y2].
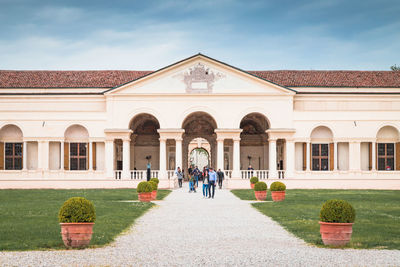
[0, 0, 399, 70]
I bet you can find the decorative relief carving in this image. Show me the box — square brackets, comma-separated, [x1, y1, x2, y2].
[174, 63, 225, 93]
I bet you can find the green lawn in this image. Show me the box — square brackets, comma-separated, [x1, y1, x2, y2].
[231, 189, 400, 249]
[0, 189, 171, 251]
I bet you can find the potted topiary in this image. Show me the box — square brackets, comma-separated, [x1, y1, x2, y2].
[150, 177, 159, 185]
[137, 181, 153, 202]
[270, 181, 286, 202]
[149, 180, 158, 200]
[58, 197, 96, 248]
[254, 181, 267, 201]
[249, 176, 259, 189]
[319, 199, 356, 246]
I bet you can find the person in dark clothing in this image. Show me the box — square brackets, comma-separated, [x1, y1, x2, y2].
[146, 162, 151, 181]
[217, 169, 224, 189]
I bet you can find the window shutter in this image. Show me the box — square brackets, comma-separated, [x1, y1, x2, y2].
[396, 143, 400, 171]
[92, 142, 97, 170]
[368, 142, 372, 170]
[64, 142, 69, 170]
[329, 143, 334, 171]
[302, 143, 306, 170]
[86, 143, 89, 170]
[376, 143, 378, 170]
[310, 143, 312, 170]
[0, 142, 4, 170]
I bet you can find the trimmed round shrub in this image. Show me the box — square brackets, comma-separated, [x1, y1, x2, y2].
[250, 177, 259, 184]
[137, 181, 153, 193]
[254, 181, 267, 191]
[319, 199, 356, 223]
[148, 180, 158, 191]
[58, 197, 96, 223]
[270, 181, 286, 191]
[150, 177, 159, 184]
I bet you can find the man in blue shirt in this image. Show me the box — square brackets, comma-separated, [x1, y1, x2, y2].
[208, 167, 217, 198]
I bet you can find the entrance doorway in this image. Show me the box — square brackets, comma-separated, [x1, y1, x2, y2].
[182, 112, 217, 175]
[189, 138, 210, 170]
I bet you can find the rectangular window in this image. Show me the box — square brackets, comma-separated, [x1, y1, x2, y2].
[312, 144, 329, 171]
[377, 143, 395, 170]
[5, 143, 23, 170]
[70, 143, 87, 171]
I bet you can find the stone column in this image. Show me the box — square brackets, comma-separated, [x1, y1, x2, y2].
[354, 141, 361, 172]
[217, 138, 224, 171]
[159, 137, 167, 179]
[269, 138, 277, 178]
[122, 139, 130, 178]
[334, 141, 338, 171]
[285, 140, 295, 178]
[105, 140, 114, 178]
[37, 141, 43, 170]
[175, 137, 182, 170]
[306, 141, 311, 171]
[60, 141, 64, 170]
[232, 137, 241, 177]
[89, 142, 93, 171]
[38, 141, 49, 171]
[23, 141, 27, 171]
[371, 141, 376, 171]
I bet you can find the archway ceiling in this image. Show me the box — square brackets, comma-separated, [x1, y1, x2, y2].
[240, 113, 269, 135]
[182, 112, 217, 136]
[130, 114, 160, 135]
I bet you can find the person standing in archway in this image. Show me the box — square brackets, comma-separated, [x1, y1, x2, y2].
[176, 167, 183, 188]
[217, 169, 224, 189]
[208, 167, 217, 199]
[146, 162, 151, 181]
[193, 166, 200, 188]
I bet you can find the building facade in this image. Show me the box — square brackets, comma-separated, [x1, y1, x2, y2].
[1, 54, 400, 189]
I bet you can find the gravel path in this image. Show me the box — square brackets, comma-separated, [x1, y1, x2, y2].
[1, 184, 400, 267]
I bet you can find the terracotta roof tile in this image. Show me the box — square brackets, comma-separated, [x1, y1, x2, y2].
[0, 70, 399, 89]
[0, 70, 153, 88]
[249, 70, 400, 88]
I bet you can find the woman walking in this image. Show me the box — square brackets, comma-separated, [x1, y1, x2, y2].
[202, 169, 209, 198]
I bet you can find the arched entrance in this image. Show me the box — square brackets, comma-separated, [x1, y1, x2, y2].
[129, 113, 160, 170]
[239, 113, 270, 170]
[182, 112, 217, 174]
[188, 138, 211, 170]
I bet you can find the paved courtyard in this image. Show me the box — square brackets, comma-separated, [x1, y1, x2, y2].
[1, 185, 400, 266]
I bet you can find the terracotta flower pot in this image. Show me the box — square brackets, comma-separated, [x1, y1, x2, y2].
[254, 190, 267, 201]
[319, 221, 354, 246]
[271, 191, 286, 201]
[250, 183, 255, 189]
[138, 192, 152, 202]
[60, 222, 94, 248]
[151, 190, 157, 200]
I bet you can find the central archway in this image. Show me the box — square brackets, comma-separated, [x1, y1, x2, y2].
[182, 112, 217, 175]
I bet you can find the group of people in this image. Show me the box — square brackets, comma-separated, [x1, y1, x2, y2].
[175, 166, 224, 199]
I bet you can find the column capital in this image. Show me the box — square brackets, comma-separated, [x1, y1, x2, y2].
[215, 128, 242, 140]
[159, 137, 167, 142]
[175, 137, 183, 142]
[268, 138, 278, 142]
[157, 128, 185, 140]
[233, 137, 241, 142]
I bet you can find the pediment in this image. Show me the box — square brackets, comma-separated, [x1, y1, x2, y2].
[105, 54, 295, 95]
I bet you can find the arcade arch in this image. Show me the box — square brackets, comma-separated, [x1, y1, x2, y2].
[182, 112, 217, 174]
[239, 113, 270, 170]
[129, 113, 160, 170]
